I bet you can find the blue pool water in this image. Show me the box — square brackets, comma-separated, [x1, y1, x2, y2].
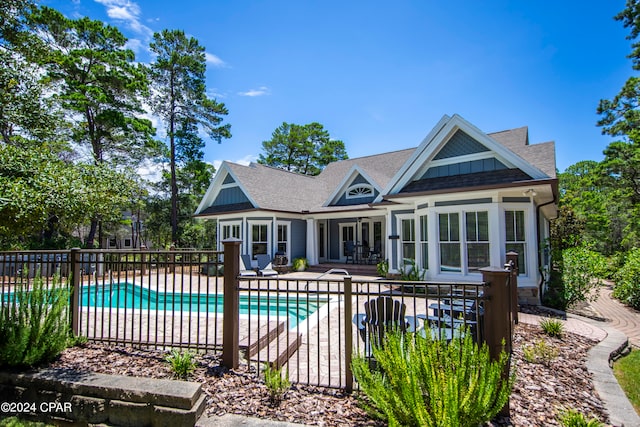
[80, 283, 325, 327]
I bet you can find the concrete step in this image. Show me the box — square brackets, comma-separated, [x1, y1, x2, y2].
[253, 331, 302, 369]
[0, 368, 206, 426]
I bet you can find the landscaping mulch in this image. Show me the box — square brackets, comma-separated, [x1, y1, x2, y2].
[47, 320, 609, 426]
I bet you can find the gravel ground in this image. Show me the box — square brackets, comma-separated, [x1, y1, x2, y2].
[47, 319, 609, 426]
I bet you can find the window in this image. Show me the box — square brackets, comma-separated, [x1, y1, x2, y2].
[505, 210, 526, 274]
[419, 215, 428, 269]
[401, 218, 415, 263]
[221, 223, 240, 240]
[277, 223, 289, 254]
[251, 223, 268, 258]
[466, 211, 489, 271]
[439, 213, 461, 272]
[346, 184, 373, 199]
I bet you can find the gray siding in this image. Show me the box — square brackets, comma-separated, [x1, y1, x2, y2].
[434, 130, 489, 160]
[212, 186, 250, 206]
[422, 157, 507, 179]
[290, 219, 307, 260]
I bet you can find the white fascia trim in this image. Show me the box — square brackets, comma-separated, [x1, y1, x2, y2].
[195, 162, 229, 215]
[194, 162, 258, 215]
[323, 165, 383, 207]
[381, 114, 549, 199]
[376, 114, 451, 202]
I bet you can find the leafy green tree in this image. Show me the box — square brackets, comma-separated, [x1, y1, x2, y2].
[149, 29, 231, 244]
[0, 144, 139, 249]
[28, 6, 155, 247]
[259, 122, 348, 175]
[594, 1, 640, 255]
[0, 1, 61, 146]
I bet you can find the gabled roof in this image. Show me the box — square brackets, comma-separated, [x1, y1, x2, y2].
[195, 114, 557, 216]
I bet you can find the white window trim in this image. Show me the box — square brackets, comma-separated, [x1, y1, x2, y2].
[396, 213, 417, 272]
[346, 183, 374, 199]
[434, 208, 492, 277]
[276, 220, 291, 264]
[502, 206, 532, 278]
[248, 220, 272, 259]
[339, 222, 357, 260]
[219, 220, 242, 249]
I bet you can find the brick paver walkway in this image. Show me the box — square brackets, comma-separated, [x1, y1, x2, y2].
[589, 285, 640, 348]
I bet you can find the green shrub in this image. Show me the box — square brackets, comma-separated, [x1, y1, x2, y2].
[539, 318, 564, 338]
[351, 328, 512, 427]
[522, 339, 558, 366]
[376, 259, 389, 277]
[561, 246, 606, 308]
[165, 349, 196, 379]
[400, 258, 425, 281]
[556, 407, 603, 427]
[0, 274, 70, 368]
[263, 363, 290, 405]
[292, 257, 308, 272]
[613, 247, 640, 310]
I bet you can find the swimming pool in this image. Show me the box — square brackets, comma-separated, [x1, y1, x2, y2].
[80, 283, 326, 327]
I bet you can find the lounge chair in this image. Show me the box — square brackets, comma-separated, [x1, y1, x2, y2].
[256, 254, 278, 277]
[240, 255, 258, 277]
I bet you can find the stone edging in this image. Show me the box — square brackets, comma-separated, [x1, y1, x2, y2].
[567, 314, 640, 427]
[0, 367, 206, 426]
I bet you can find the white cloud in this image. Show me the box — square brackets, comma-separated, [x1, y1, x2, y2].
[124, 38, 143, 53]
[205, 52, 226, 68]
[238, 86, 271, 97]
[94, 0, 153, 37]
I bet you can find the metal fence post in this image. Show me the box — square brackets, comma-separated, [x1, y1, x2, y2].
[222, 238, 241, 369]
[69, 248, 81, 336]
[344, 275, 354, 392]
[140, 246, 147, 276]
[480, 266, 512, 418]
[506, 251, 519, 324]
[168, 244, 175, 273]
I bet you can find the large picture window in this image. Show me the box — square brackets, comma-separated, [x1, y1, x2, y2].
[505, 210, 526, 274]
[439, 213, 461, 272]
[466, 211, 489, 271]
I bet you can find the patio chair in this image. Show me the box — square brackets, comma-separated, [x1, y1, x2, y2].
[256, 254, 278, 277]
[240, 254, 258, 277]
[354, 296, 418, 350]
[344, 241, 356, 264]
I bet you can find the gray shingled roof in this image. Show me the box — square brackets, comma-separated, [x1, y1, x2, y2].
[209, 125, 555, 214]
[489, 127, 557, 178]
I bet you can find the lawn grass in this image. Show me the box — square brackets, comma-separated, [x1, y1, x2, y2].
[613, 349, 640, 414]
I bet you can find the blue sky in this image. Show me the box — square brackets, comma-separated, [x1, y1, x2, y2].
[45, 0, 633, 173]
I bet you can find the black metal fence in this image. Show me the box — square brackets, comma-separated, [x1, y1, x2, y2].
[0, 245, 516, 392]
[0, 249, 223, 351]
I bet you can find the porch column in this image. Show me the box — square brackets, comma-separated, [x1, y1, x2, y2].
[306, 218, 317, 265]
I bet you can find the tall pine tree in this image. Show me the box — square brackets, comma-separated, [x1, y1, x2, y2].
[149, 29, 230, 244]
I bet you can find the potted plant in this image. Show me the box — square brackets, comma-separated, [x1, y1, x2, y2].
[292, 257, 308, 272]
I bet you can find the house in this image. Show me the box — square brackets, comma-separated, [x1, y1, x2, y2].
[195, 114, 558, 304]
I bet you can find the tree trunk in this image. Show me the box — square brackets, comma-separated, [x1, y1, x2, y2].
[170, 115, 178, 245]
[86, 219, 98, 248]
